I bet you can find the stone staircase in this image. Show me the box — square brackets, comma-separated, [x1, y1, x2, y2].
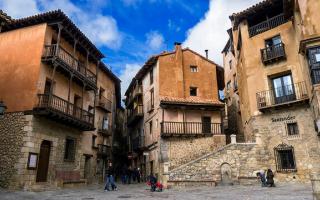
[166, 142, 271, 188]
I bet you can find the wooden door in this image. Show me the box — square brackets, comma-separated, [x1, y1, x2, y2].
[84, 156, 91, 179]
[36, 141, 51, 182]
[202, 116, 211, 134]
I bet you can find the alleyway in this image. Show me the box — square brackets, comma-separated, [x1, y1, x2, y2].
[0, 183, 313, 200]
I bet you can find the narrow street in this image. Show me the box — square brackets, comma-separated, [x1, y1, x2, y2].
[0, 183, 313, 200]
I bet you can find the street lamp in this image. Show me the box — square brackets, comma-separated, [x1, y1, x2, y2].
[0, 101, 7, 119]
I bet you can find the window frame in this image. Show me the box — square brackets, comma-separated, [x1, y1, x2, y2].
[149, 120, 153, 135]
[274, 143, 297, 172]
[190, 87, 198, 96]
[287, 122, 299, 136]
[190, 65, 198, 73]
[64, 137, 76, 162]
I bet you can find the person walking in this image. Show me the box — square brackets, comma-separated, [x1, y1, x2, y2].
[266, 169, 275, 187]
[149, 173, 157, 192]
[104, 163, 117, 191]
[136, 168, 141, 183]
[127, 166, 132, 184]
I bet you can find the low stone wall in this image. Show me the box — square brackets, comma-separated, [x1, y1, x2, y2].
[0, 112, 28, 188]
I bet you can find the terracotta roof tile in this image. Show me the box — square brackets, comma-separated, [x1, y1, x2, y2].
[160, 96, 224, 106]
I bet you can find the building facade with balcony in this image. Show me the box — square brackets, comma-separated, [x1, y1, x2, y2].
[228, 0, 320, 183]
[125, 43, 225, 187]
[0, 10, 121, 189]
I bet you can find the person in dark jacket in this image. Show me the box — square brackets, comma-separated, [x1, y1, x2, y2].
[127, 166, 132, 184]
[266, 169, 275, 187]
[104, 163, 117, 191]
[149, 173, 157, 192]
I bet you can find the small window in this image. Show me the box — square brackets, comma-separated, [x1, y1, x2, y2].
[150, 68, 154, 85]
[149, 121, 153, 135]
[92, 135, 97, 148]
[150, 89, 154, 108]
[274, 143, 296, 172]
[44, 79, 53, 94]
[229, 60, 232, 70]
[64, 137, 76, 161]
[233, 75, 238, 90]
[190, 87, 197, 96]
[190, 65, 198, 72]
[102, 117, 109, 130]
[315, 53, 320, 63]
[287, 123, 299, 135]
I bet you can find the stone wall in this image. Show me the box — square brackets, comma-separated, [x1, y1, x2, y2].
[0, 112, 28, 188]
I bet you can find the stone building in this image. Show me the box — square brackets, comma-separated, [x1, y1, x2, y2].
[0, 10, 121, 190]
[226, 0, 320, 183]
[222, 28, 244, 143]
[125, 43, 225, 187]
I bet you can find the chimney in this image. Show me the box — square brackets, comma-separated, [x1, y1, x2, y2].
[174, 42, 182, 51]
[205, 49, 208, 59]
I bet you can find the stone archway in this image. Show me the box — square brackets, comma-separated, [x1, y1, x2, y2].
[220, 162, 233, 185]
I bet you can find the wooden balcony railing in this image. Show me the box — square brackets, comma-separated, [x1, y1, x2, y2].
[127, 105, 143, 125]
[261, 43, 286, 64]
[256, 81, 308, 110]
[96, 95, 112, 112]
[42, 44, 96, 85]
[161, 122, 222, 137]
[126, 84, 143, 105]
[248, 14, 288, 37]
[36, 94, 94, 127]
[97, 144, 111, 158]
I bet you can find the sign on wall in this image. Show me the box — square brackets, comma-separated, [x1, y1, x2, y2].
[27, 152, 38, 170]
[271, 115, 295, 123]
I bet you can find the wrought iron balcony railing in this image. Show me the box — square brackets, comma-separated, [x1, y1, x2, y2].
[161, 122, 222, 137]
[261, 43, 286, 64]
[256, 81, 308, 110]
[248, 14, 288, 37]
[42, 44, 97, 87]
[35, 94, 94, 130]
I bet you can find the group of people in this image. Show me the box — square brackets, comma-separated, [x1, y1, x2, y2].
[256, 168, 275, 187]
[120, 166, 142, 184]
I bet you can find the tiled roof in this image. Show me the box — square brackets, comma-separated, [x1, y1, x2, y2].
[160, 96, 224, 107]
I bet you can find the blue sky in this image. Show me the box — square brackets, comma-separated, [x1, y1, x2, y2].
[0, 0, 261, 96]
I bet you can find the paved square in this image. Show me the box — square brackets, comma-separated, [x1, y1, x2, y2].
[0, 183, 313, 200]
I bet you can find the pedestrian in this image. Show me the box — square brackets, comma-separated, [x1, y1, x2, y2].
[104, 163, 117, 191]
[132, 167, 137, 183]
[266, 169, 275, 187]
[149, 173, 157, 192]
[127, 166, 132, 184]
[256, 169, 267, 187]
[121, 166, 127, 184]
[136, 168, 141, 183]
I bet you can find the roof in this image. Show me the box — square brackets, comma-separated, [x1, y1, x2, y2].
[125, 47, 224, 96]
[1, 10, 104, 61]
[222, 28, 234, 54]
[0, 10, 12, 24]
[160, 96, 224, 107]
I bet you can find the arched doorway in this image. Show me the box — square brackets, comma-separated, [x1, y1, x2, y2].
[36, 140, 51, 182]
[220, 163, 233, 185]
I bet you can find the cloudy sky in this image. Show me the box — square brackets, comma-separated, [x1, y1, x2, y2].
[0, 0, 261, 97]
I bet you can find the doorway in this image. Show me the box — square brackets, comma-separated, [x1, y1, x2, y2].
[220, 163, 233, 185]
[202, 116, 211, 134]
[84, 155, 91, 179]
[36, 140, 51, 182]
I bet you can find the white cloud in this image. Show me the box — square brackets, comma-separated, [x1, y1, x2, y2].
[0, 0, 123, 50]
[183, 0, 261, 65]
[118, 63, 141, 99]
[146, 31, 164, 50]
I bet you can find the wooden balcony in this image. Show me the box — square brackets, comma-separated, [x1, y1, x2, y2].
[256, 81, 309, 111]
[42, 44, 97, 90]
[248, 14, 288, 37]
[161, 122, 222, 137]
[127, 105, 143, 126]
[97, 144, 111, 158]
[126, 85, 143, 106]
[261, 43, 286, 64]
[34, 94, 95, 131]
[96, 95, 112, 112]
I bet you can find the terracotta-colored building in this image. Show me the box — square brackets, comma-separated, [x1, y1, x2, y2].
[0, 10, 121, 190]
[226, 0, 320, 183]
[125, 43, 225, 187]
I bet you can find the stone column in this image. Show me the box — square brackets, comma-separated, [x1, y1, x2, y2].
[230, 134, 237, 144]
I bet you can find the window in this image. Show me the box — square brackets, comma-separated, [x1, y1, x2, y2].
[190, 65, 198, 72]
[274, 143, 296, 172]
[64, 137, 76, 161]
[102, 117, 109, 130]
[315, 53, 320, 63]
[190, 87, 197, 96]
[226, 81, 231, 91]
[149, 120, 153, 135]
[287, 123, 299, 136]
[271, 74, 295, 104]
[150, 68, 154, 85]
[307, 46, 320, 84]
[92, 135, 97, 148]
[233, 74, 238, 90]
[44, 79, 53, 94]
[265, 35, 282, 47]
[229, 60, 232, 70]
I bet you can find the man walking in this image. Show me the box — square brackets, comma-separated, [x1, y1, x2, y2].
[104, 163, 117, 191]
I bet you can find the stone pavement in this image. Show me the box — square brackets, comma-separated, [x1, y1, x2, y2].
[0, 183, 314, 200]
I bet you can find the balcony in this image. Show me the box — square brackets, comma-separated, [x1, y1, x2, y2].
[132, 135, 145, 151]
[42, 44, 97, 90]
[310, 69, 320, 85]
[96, 95, 112, 112]
[98, 124, 112, 136]
[248, 14, 288, 38]
[161, 122, 222, 137]
[256, 82, 309, 111]
[127, 105, 143, 126]
[97, 144, 111, 158]
[34, 94, 95, 131]
[126, 85, 143, 105]
[261, 43, 286, 64]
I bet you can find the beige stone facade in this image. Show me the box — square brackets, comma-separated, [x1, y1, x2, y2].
[0, 10, 121, 190]
[125, 43, 225, 187]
